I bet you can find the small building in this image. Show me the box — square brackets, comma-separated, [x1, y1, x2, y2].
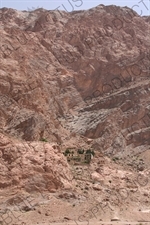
[65, 147, 94, 164]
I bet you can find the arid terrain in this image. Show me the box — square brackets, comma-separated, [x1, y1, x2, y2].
[0, 4, 150, 225]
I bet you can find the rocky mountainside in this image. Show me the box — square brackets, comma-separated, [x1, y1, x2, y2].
[0, 5, 150, 224]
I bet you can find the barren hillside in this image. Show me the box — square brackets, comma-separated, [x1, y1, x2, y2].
[0, 5, 150, 224]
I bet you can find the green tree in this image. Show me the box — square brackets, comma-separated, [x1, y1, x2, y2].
[65, 148, 71, 155]
[40, 138, 48, 142]
[77, 149, 84, 154]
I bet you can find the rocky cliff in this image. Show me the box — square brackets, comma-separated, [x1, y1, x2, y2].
[1, 5, 150, 154]
[0, 5, 150, 223]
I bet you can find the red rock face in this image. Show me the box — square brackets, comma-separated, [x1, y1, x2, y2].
[0, 133, 73, 192]
[0, 5, 150, 193]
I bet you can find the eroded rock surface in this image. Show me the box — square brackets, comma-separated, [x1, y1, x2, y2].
[0, 5, 150, 146]
[0, 4, 150, 224]
[0, 133, 73, 191]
